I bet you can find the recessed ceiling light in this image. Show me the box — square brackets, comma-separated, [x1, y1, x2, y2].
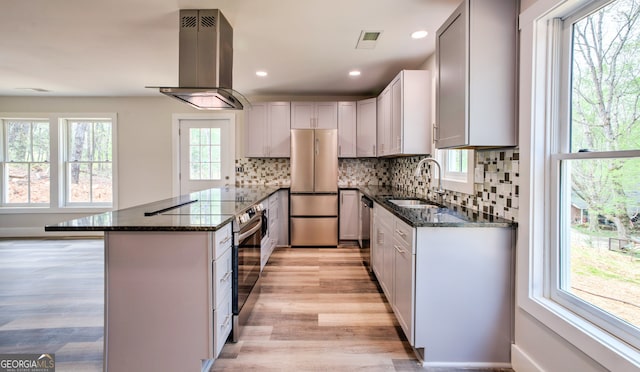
[349, 70, 361, 77]
[411, 30, 428, 39]
[256, 71, 268, 77]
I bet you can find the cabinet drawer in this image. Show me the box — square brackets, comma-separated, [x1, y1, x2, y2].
[212, 223, 233, 260]
[213, 293, 232, 359]
[394, 219, 414, 251]
[213, 248, 232, 308]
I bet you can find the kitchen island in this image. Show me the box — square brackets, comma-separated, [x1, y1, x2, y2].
[45, 186, 279, 372]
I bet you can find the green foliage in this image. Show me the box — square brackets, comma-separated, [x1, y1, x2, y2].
[570, 0, 640, 237]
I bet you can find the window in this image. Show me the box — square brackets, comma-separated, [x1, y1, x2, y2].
[65, 119, 113, 205]
[1, 120, 50, 206]
[436, 149, 475, 194]
[552, 0, 640, 347]
[189, 127, 221, 180]
[0, 114, 116, 210]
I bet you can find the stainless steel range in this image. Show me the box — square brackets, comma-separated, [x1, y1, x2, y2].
[231, 202, 264, 342]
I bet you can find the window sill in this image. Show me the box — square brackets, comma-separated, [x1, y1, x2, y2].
[0, 207, 112, 215]
[441, 178, 475, 195]
[521, 294, 640, 370]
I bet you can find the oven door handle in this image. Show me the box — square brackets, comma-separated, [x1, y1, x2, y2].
[238, 219, 262, 242]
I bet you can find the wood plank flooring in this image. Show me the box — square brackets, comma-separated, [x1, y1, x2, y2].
[213, 244, 426, 371]
[0, 238, 104, 371]
[0, 239, 514, 372]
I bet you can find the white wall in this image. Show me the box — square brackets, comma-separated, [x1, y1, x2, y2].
[0, 94, 368, 236]
[0, 96, 241, 236]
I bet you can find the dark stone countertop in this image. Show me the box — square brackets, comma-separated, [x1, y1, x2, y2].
[45, 185, 282, 232]
[360, 186, 516, 228]
[45, 183, 515, 232]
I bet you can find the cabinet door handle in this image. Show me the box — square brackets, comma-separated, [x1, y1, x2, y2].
[221, 236, 232, 244]
[372, 144, 376, 155]
[338, 145, 342, 156]
[433, 124, 438, 143]
[220, 271, 232, 282]
[221, 314, 231, 329]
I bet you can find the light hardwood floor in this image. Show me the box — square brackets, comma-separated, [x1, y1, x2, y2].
[0, 238, 104, 371]
[0, 239, 513, 372]
[213, 244, 424, 371]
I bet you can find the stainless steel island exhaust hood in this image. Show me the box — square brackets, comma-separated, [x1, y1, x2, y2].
[153, 9, 248, 110]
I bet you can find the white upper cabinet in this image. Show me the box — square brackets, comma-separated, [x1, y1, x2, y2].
[337, 102, 357, 158]
[245, 102, 291, 158]
[377, 87, 391, 156]
[377, 70, 431, 157]
[435, 0, 517, 149]
[291, 102, 338, 129]
[356, 98, 377, 157]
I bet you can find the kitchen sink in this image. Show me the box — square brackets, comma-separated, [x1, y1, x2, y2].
[388, 199, 440, 209]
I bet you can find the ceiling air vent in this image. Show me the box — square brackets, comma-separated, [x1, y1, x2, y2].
[356, 30, 383, 49]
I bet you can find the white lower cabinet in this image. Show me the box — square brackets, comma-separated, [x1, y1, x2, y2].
[212, 223, 233, 359]
[371, 202, 514, 366]
[262, 191, 288, 271]
[213, 292, 232, 358]
[261, 193, 279, 271]
[372, 203, 394, 298]
[392, 218, 414, 343]
[104, 225, 233, 371]
[339, 190, 359, 240]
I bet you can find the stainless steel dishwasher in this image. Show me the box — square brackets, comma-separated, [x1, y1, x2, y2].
[359, 194, 373, 268]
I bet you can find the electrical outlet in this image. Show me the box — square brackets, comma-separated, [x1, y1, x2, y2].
[236, 166, 244, 173]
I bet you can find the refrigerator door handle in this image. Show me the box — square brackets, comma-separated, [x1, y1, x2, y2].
[315, 138, 320, 156]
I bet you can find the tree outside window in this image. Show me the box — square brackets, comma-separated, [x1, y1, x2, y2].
[2, 120, 50, 205]
[67, 120, 113, 204]
[557, 0, 640, 337]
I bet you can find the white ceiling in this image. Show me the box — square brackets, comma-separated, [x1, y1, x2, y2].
[0, 0, 460, 99]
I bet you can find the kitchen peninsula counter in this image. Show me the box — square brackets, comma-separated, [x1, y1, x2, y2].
[45, 185, 281, 232]
[44, 185, 282, 372]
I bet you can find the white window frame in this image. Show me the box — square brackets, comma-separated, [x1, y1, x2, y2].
[519, 0, 640, 369]
[551, 0, 640, 348]
[61, 117, 116, 207]
[0, 118, 51, 207]
[0, 112, 118, 214]
[435, 149, 475, 194]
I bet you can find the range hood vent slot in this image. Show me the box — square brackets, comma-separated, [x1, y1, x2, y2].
[181, 15, 197, 28]
[201, 16, 216, 28]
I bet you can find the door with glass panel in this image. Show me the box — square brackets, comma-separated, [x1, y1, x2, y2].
[179, 118, 234, 195]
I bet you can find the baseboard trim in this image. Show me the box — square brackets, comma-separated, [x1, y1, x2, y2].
[0, 227, 103, 238]
[512, 344, 544, 372]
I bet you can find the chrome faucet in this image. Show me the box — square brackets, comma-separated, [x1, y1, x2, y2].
[414, 157, 445, 196]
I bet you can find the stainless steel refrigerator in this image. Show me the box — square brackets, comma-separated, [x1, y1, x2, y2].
[290, 129, 338, 246]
